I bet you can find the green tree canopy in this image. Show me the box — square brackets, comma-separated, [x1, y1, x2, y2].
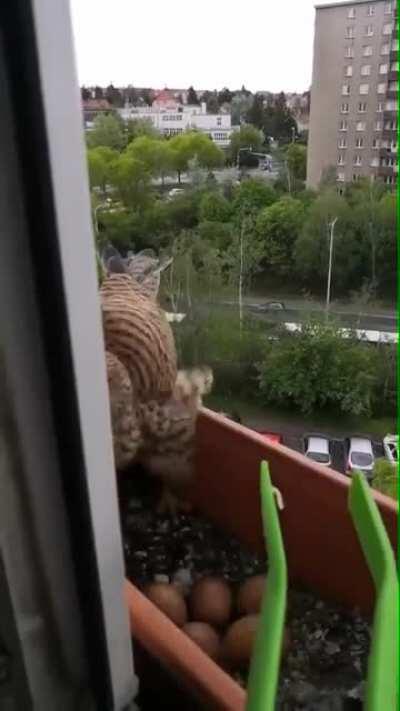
[285, 143, 307, 181]
[110, 154, 152, 210]
[228, 124, 264, 164]
[199, 191, 232, 222]
[258, 320, 379, 416]
[87, 113, 125, 150]
[256, 197, 305, 275]
[87, 146, 118, 195]
[233, 179, 277, 216]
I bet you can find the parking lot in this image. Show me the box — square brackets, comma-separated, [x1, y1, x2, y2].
[281, 434, 384, 475]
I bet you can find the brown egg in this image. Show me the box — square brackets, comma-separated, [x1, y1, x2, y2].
[222, 615, 260, 669]
[145, 583, 187, 627]
[237, 575, 266, 615]
[190, 577, 232, 627]
[183, 622, 221, 660]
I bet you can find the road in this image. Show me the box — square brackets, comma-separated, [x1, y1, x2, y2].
[216, 300, 397, 333]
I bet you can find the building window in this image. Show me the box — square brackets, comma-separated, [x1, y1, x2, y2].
[361, 64, 371, 75]
[346, 26, 355, 38]
[376, 101, 384, 111]
[381, 138, 389, 148]
[383, 23, 394, 34]
[338, 137, 348, 148]
[217, 117, 222, 126]
[338, 154, 346, 165]
[379, 63, 389, 73]
[385, 2, 393, 13]
[363, 45, 373, 56]
[385, 99, 398, 110]
[352, 174, 360, 182]
[348, 7, 356, 17]
[374, 120, 383, 130]
[372, 138, 380, 148]
[337, 171, 345, 182]
[365, 24, 374, 36]
[339, 120, 348, 131]
[367, 5, 375, 15]
[340, 102, 350, 113]
[356, 137, 364, 147]
[381, 43, 390, 54]
[390, 61, 398, 71]
[359, 83, 370, 94]
[388, 81, 397, 91]
[392, 39, 399, 50]
[370, 156, 380, 166]
[377, 83, 387, 93]
[381, 156, 395, 166]
[385, 176, 395, 185]
[345, 65, 353, 76]
[384, 119, 397, 129]
[390, 139, 397, 151]
[354, 155, 362, 166]
[356, 121, 366, 131]
[345, 46, 355, 58]
[358, 102, 367, 112]
[342, 84, 351, 95]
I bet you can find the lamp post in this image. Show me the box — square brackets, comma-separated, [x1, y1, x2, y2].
[325, 217, 338, 319]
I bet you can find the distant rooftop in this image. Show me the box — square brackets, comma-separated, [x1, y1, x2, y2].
[315, 0, 386, 8]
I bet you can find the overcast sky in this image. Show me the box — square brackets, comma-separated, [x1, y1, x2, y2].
[69, 0, 332, 93]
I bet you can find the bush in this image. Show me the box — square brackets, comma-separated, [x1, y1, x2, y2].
[257, 320, 380, 416]
[372, 459, 398, 500]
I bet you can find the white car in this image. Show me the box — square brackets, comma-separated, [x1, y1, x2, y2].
[167, 188, 184, 200]
[346, 437, 375, 480]
[304, 435, 331, 467]
[383, 434, 398, 464]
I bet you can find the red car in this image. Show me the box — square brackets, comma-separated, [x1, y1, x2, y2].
[258, 431, 282, 445]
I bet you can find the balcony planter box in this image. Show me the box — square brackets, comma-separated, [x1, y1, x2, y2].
[125, 409, 397, 710]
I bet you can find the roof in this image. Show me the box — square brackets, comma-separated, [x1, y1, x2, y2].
[315, 0, 385, 8]
[82, 98, 111, 110]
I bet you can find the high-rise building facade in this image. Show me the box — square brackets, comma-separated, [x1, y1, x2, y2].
[307, 0, 398, 189]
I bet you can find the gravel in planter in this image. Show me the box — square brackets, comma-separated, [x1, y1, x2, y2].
[118, 471, 370, 710]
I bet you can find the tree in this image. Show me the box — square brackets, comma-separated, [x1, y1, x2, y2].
[256, 197, 304, 275]
[262, 93, 297, 143]
[293, 190, 361, 293]
[169, 132, 224, 183]
[230, 94, 253, 125]
[105, 83, 123, 107]
[94, 86, 104, 99]
[285, 143, 307, 181]
[139, 88, 153, 106]
[187, 86, 200, 105]
[199, 191, 232, 223]
[125, 85, 139, 105]
[110, 154, 152, 210]
[246, 94, 264, 129]
[233, 179, 276, 216]
[87, 113, 125, 150]
[204, 91, 219, 114]
[126, 117, 159, 144]
[218, 87, 234, 106]
[81, 86, 90, 101]
[225, 217, 265, 331]
[127, 136, 174, 183]
[258, 320, 379, 416]
[228, 125, 264, 164]
[87, 146, 118, 195]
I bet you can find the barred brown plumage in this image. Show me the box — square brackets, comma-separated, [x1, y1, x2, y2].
[100, 246, 213, 512]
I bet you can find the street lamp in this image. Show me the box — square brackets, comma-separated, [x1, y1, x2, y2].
[325, 217, 338, 319]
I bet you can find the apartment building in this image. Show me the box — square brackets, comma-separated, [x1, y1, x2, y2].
[307, 0, 398, 188]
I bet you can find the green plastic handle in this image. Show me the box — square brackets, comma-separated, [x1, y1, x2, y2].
[246, 461, 288, 711]
[348, 471, 399, 711]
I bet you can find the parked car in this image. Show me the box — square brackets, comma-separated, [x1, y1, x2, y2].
[258, 431, 282, 445]
[303, 434, 332, 467]
[346, 437, 375, 480]
[383, 434, 398, 464]
[167, 188, 184, 200]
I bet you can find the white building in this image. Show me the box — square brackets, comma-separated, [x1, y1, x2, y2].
[117, 101, 236, 148]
